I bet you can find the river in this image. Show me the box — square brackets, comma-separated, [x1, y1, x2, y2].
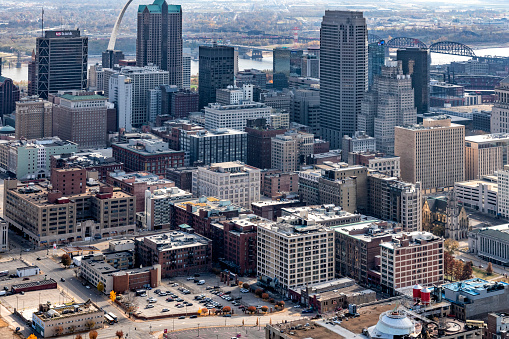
[3, 47, 509, 83]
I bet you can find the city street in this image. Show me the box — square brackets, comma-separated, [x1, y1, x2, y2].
[454, 251, 509, 277]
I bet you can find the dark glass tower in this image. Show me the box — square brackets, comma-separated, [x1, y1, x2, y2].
[320, 11, 368, 149]
[137, 0, 182, 88]
[36, 30, 88, 100]
[272, 47, 303, 90]
[198, 45, 234, 109]
[397, 48, 430, 114]
[368, 40, 386, 90]
[102, 50, 125, 68]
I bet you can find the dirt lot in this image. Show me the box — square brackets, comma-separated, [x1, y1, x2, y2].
[339, 302, 397, 334]
[271, 320, 345, 339]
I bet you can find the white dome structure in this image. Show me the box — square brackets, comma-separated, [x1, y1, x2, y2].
[368, 310, 417, 339]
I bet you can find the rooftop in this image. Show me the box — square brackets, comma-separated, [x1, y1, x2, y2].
[109, 171, 174, 186]
[465, 133, 509, 144]
[380, 231, 442, 250]
[175, 196, 247, 216]
[279, 205, 361, 225]
[443, 278, 509, 296]
[139, 231, 210, 251]
[60, 94, 107, 101]
[33, 300, 100, 322]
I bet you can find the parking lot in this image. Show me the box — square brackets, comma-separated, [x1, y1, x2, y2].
[133, 273, 276, 318]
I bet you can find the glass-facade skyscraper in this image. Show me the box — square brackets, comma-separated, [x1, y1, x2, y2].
[198, 45, 235, 109]
[36, 30, 88, 100]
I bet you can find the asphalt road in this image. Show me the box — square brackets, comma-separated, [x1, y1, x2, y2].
[454, 251, 509, 277]
[2, 234, 306, 339]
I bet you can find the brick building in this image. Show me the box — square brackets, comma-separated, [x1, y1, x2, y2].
[135, 231, 212, 278]
[112, 137, 185, 176]
[166, 167, 197, 191]
[261, 170, 299, 199]
[107, 170, 175, 212]
[50, 167, 86, 195]
[251, 199, 303, 221]
[245, 126, 286, 170]
[51, 152, 123, 182]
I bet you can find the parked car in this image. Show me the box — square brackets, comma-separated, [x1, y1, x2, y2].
[190, 315, 198, 319]
[60, 278, 65, 282]
[178, 316, 185, 319]
[187, 277, 194, 281]
[161, 308, 169, 312]
[223, 314, 232, 317]
[145, 304, 154, 309]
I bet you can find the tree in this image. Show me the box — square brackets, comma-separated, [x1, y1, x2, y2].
[116, 330, 124, 338]
[461, 261, 473, 280]
[97, 281, 105, 293]
[269, 297, 275, 303]
[444, 239, 459, 252]
[54, 326, 64, 336]
[255, 288, 263, 297]
[277, 301, 285, 308]
[487, 262, 494, 275]
[222, 306, 231, 313]
[85, 320, 96, 331]
[261, 293, 269, 300]
[201, 308, 208, 315]
[247, 306, 257, 314]
[110, 290, 117, 302]
[453, 260, 464, 281]
[261, 306, 269, 312]
[243, 283, 250, 289]
[75, 335, 83, 339]
[27, 335, 38, 339]
[61, 254, 72, 268]
[444, 251, 455, 279]
[89, 330, 98, 339]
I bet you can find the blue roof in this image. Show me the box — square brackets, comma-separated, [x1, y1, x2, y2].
[443, 278, 509, 296]
[138, 0, 181, 13]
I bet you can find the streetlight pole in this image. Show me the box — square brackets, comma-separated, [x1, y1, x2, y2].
[197, 323, 199, 337]
[173, 318, 175, 332]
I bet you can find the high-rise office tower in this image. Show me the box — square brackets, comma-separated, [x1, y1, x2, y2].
[36, 30, 88, 100]
[397, 48, 430, 114]
[198, 45, 234, 109]
[368, 40, 385, 90]
[0, 62, 19, 117]
[15, 98, 53, 140]
[102, 50, 125, 68]
[182, 54, 191, 90]
[137, 0, 182, 88]
[109, 74, 133, 132]
[273, 48, 303, 90]
[491, 77, 509, 133]
[358, 59, 416, 155]
[27, 50, 37, 96]
[320, 11, 368, 149]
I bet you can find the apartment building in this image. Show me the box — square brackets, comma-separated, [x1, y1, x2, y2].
[144, 187, 193, 230]
[204, 102, 272, 131]
[367, 172, 422, 232]
[278, 205, 361, 227]
[51, 92, 111, 149]
[15, 97, 53, 140]
[465, 133, 509, 180]
[3, 179, 136, 245]
[257, 222, 335, 292]
[261, 170, 298, 199]
[32, 301, 103, 338]
[334, 221, 396, 285]
[192, 162, 261, 208]
[172, 197, 247, 240]
[349, 152, 401, 178]
[135, 231, 212, 278]
[0, 137, 78, 181]
[107, 170, 175, 213]
[395, 117, 465, 192]
[380, 231, 444, 295]
[271, 131, 314, 172]
[112, 137, 185, 176]
[454, 176, 498, 216]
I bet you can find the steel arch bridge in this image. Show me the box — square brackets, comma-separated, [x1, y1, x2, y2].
[385, 37, 428, 49]
[429, 41, 476, 57]
[368, 33, 383, 44]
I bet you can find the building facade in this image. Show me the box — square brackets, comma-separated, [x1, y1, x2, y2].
[395, 117, 465, 192]
[192, 162, 261, 208]
[36, 30, 88, 100]
[198, 45, 235, 108]
[15, 97, 53, 140]
[144, 187, 193, 230]
[490, 77, 509, 133]
[397, 48, 430, 114]
[137, 0, 182, 87]
[204, 102, 272, 131]
[465, 134, 509, 180]
[320, 11, 367, 148]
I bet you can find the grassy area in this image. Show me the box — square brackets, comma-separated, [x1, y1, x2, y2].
[472, 266, 500, 280]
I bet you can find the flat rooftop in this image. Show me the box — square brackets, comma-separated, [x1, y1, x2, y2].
[175, 196, 247, 215]
[465, 133, 509, 144]
[139, 231, 210, 251]
[443, 278, 509, 296]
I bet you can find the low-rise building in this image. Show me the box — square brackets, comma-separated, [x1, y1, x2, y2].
[192, 162, 261, 208]
[80, 253, 160, 293]
[135, 231, 212, 278]
[250, 199, 303, 221]
[454, 176, 498, 216]
[443, 278, 509, 320]
[107, 170, 175, 213]
[144, 187, 193, 230]
[51, 152, 123, 182]
[204, 102, 273, 131]
[380, 231, 444, 295]
[3, 179, 136, 245]
[260, 170, 298, 199]
[279, 204, 361, 227]
[16, 266, 40, 277]
[468, 224, 509, 266]
[108, 239, 135, 252]
[32, 301, 104, 338]
[172, 197, 248, 239]
[112, 136, 185, 176]
[0, 137, 78, 181]
[349, 152, 401, 177]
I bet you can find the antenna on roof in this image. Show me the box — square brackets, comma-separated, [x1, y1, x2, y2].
[41, 7, 44, 37]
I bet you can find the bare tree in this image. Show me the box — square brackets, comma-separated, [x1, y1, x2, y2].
[85, 320, 96, 331]
[123, 291, 138, 317]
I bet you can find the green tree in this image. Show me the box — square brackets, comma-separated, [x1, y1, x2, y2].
[61, 254, 72, 268]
